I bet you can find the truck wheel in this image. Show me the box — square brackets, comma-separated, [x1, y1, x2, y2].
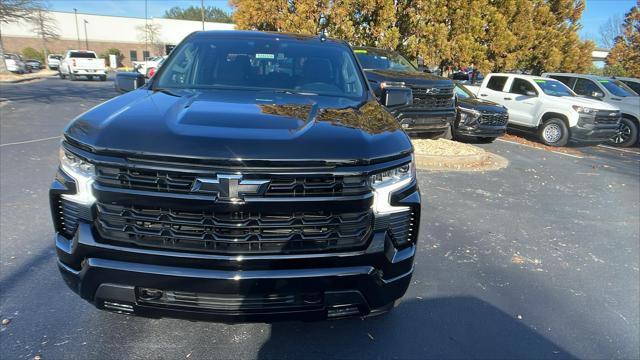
[69, 73, 76, 81]
[539, 118, 568, 147]
[100, 75, 107, 81]
[59, 71, 66, 79]
[608, 117, 638, 148]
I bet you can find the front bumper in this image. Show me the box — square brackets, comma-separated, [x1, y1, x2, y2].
[570, 114, 620, 143]
[52, 174, 421, 322]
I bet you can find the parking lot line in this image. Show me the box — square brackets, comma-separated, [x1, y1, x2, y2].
[0, 135, 60, 147]
[495, 138, 584, 159]
[597, 144, 640, 155]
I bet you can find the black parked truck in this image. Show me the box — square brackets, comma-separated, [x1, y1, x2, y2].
[50, 31, 421, 321]
[453, 82, 508, 143]
[353, 47, 456, 138]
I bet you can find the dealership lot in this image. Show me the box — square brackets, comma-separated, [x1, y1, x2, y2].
[0, 78, 638, 359]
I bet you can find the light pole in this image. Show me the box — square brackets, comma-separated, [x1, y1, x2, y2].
[83, 20, 89, 50]
[144, 0, 148, 56]
[73, 8, 80, 49]
[201, 0, 204, 31]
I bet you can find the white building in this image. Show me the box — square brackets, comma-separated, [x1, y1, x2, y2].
[1, 10, 234, 66]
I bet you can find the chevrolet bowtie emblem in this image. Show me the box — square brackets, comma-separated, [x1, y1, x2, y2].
[424, 88, 441, 94]
[192, 175, 270, 201]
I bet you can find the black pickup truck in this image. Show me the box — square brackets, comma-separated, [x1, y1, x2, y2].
[50, 31, 421, 322]
[354, 47, 456, 137]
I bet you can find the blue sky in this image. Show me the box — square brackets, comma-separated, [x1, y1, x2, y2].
[48, 0, 635, 46]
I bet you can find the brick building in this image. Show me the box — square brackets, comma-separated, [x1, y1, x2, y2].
[1, 10, 234, 67]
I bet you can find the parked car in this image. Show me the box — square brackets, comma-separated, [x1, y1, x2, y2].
[453, 82, 508, 143]
[51, 30, 420, 321]
[24, 59, 42, 70]
[614, 76, 640, 95]
[47, 54, 62, 70]
[3, 53, 27, 74]
[59, 50, 107, 81]
[133, 55, 167, 77]
[145, 56, 166, 78]
[474, 73, 620, 146]
[543, 73, 640, 147]
[353, 46, 456, 138]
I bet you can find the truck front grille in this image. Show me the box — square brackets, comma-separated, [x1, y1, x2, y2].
[95, 166, 370, 197]
[479, 112, 509, 126]
[594, 111, 621, 125]
[95, 203, 372, 254]
[409, 86, 454, 110]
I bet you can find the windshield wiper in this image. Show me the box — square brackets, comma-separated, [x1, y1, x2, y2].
[152, 87, 182, 97]
[273, 89, 319, 96]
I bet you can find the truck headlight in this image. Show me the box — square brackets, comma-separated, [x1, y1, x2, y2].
[59, 147, 96, 205]
[370, 158, 415, 214]
[572, 105, 596, 114]
[458, 107, 481, 125]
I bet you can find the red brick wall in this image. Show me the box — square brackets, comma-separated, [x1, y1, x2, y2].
[2, 36, 163, 67]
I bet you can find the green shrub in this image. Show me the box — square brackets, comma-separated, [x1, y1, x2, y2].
[99, 48, 125, 67]
[22, 47, 44, 63]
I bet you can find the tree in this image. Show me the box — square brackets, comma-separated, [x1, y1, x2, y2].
[31, 8, 59, 64]
[0, 0, 41, 73]
[164, 5, 232, 23]
[599, 15, 623, 49]
[136, 23, 163, 56]
[22, 47, 43, 62]
[100, 48, 124, 67]
[230, 0, 595, 75]
[606, 5, 640, 77]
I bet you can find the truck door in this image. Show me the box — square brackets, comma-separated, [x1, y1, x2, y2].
[505, 77, 540, 126]
[479, 75, 508, 104]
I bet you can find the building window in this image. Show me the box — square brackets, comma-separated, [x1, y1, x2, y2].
[130, 50, 137, 62]
[143, 51, 150, 60]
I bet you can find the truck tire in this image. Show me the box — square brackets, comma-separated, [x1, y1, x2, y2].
[69, 73, 76, 81]
[608, 117, 638, 148]
[100, 75, 107, 81]
[539, 118, 568, 147]
[59, 70, 66, 79]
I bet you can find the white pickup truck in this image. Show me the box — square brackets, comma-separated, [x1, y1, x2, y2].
[59, 50, 107, 81]
[469, 73, 621, 146]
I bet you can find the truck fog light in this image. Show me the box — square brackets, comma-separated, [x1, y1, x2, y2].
[59, 147, 96, 205]
[370, 157, 415, 214]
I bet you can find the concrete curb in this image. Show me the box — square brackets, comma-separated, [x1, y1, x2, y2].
[415, 149, 509, 172]
[0, 72, 57, 84]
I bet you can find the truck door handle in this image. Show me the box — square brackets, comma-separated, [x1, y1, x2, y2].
[503, 97, 512, 100]
[480, 94, 487, 97]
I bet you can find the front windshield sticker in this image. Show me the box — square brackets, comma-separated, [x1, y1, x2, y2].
[534, 79, 547, 83]
[598, 80, 610, 83]
[255, 53, 275, 59]
[353, 49, 367, 53]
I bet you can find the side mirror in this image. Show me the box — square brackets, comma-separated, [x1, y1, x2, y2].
[114, 72, 146, 93]
[381, 87, 413, 107]
[591, 91, 605, 98]
[525, 90, 537, 97]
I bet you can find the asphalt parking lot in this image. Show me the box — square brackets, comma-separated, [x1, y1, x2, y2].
[1, 76, 639, 359]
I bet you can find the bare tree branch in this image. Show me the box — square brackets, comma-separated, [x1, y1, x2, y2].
[599, 15, 623, 49]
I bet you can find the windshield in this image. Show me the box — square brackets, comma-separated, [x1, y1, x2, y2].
[621, 80, 640, 95]
[599, 79, 637, 97]
[70, 52, 97, 58]
[534, 79, 574, 96]
[354, 48, 418, 73]
[454, 84, 474, 99]
[155, 37, 366, 98]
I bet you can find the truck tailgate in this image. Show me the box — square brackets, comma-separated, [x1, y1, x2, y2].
[73, 58, 105, 70]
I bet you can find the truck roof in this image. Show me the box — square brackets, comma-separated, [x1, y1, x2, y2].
[191, 30, 347, 46]
[542, 72, 613, 81]
[485, 73, 553, 82]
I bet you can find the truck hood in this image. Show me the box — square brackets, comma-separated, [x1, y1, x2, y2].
[610, 96, 640, 116]
[65, 89, 411, 163]
[363, 69, 452, 88]
[551, 95, 620, 111]
[457, 97, 507, 113]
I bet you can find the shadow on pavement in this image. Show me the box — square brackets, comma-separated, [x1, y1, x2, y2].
[257, 296, 574, 359]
